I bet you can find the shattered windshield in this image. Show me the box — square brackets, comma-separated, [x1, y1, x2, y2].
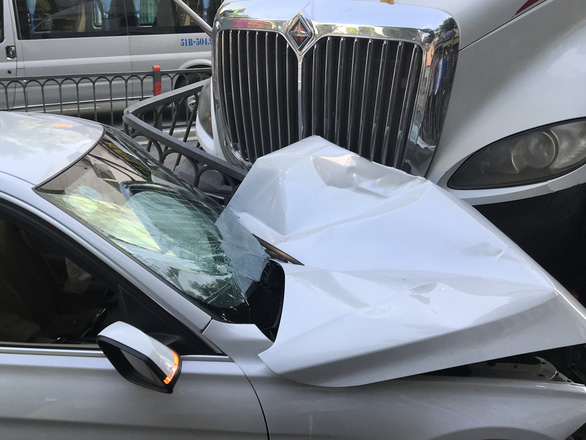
[36, 128, 279, 326]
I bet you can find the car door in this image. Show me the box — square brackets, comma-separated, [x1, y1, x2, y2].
[0, 203, 267, 439]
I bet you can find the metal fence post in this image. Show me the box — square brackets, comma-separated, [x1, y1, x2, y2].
[153, 65, 162, 96]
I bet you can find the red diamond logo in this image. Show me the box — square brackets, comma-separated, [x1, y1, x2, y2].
[289, 16, 312, 49]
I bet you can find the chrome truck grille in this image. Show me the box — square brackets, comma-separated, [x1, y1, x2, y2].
[217, 31, 300, 163]
[301, 37, 422, 166]
[213, 4, 459, 175]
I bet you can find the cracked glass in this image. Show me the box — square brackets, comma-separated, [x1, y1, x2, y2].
[36, 127, 272, 324]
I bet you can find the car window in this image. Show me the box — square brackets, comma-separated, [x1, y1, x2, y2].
[36, 127, 282, 328]
[0, 214, 119, 345]
[0, 205, 215, 354]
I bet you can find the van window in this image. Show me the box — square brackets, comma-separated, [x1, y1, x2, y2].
[15, 0, 119, 39]
[14, 0, 220, 39]
[128, 0, 220, 35]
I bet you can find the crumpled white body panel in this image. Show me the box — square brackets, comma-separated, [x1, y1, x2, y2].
[227, 136, 586, 387]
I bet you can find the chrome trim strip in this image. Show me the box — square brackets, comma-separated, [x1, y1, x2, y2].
[285, 43, 293, 145]
[237, 31, 250, 158]
[255, 32, 267, 156]
[0, 346, 105, 357]
[0, 345, 229, 360]
[219, 31, 230, 146]
[395, 45, 421, 167]
[245, 32, 256, 161]
[334, 37, 346, 146]
[381, 41, 405, 165]
[370, 40, 389, 161]
[322, 38, 328, 138]
[266, 35, 276, 150]
[357, 39, 373, 156]
[310, 45, 318, 135]
[297, 41, 304, 141]
[347, 38, 360, 149]
[178, 354, 231, 361]
[275, 34, 284, 148]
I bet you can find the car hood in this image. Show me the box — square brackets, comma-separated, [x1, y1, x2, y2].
[226, 136, 586, 387]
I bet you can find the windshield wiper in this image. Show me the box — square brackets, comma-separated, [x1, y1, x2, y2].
[253, 234, 303, 266]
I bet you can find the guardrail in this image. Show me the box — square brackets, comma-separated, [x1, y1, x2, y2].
[0, 67, 210, 126]
[122, 78, 247, 204]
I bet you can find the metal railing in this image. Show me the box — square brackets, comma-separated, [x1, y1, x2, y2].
[0, 67, 211, 126]
[123, 78, 247, 204]
[0, 66, 242, 202]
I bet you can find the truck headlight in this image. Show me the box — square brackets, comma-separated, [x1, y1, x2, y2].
[449, 120, 586, 189]
[198, 79, 213, 139]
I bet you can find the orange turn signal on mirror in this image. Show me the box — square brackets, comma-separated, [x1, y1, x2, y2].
[164, 352, 180, 385]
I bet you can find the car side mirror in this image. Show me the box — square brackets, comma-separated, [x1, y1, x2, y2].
[97, 321, 181, 394]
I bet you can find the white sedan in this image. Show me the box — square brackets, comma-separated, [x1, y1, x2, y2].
[1, 111, 586, 439]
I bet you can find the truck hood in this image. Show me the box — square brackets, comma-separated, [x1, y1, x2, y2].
[226, 136, 586, 387]
[395, 0, 545, 48]
[219, 0, 545, 48]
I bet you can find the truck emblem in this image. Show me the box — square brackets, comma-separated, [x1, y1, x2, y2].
[289, 16, 312, 50]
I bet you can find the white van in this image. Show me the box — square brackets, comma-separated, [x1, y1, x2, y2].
[0, 0, 219, 107]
